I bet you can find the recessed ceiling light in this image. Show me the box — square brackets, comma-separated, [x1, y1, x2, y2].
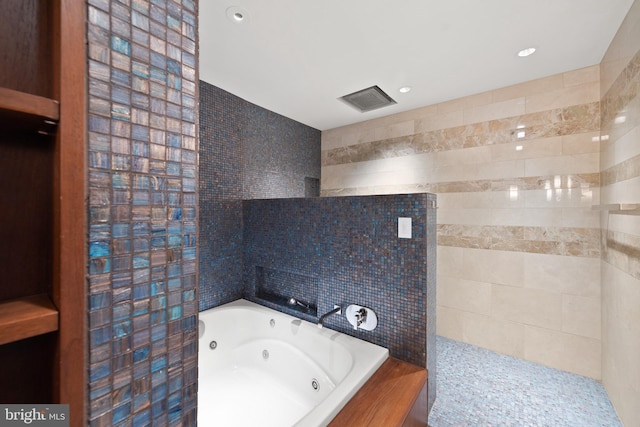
[226, 6, 248, 23]
[399, 86, 412, 93]
[517, 47, 536, 57]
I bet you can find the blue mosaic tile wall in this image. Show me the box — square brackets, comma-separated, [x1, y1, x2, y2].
[198, 81, 321, 311]
[242, 195, 436, 384]
[86, 0, 199, 425]
[198, 83, 244, 310]
[241, 100, 321, 200]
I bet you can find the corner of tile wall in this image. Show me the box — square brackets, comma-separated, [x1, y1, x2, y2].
[599, 1, 640, 425]
[197, 81, 321, 311]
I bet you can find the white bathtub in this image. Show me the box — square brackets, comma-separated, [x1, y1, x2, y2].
[197, 299, 389, 427]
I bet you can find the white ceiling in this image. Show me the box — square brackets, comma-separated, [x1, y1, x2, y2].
[199, 1, 634, 131]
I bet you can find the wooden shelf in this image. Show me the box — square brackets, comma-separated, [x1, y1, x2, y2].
[329, 358, 428, 427]
[0, 86, 59, 121]
[0, 294, 59, 345]
[0, 86, 59, 133]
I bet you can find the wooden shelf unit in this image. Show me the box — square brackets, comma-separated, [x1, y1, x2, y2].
[0, 0, 86, 423]
[0, 294, 59, 345]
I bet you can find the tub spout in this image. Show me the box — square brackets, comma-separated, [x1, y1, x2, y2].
[317, 305, 342, 328]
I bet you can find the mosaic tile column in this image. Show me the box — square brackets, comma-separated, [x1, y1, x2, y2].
[86, 0, 199, 425]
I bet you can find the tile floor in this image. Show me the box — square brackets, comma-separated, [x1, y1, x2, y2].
[428, 336, 621, 427]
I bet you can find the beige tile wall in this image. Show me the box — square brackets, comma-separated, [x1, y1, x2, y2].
[600, 1, 640, 425]
[321, 65, 603, 379]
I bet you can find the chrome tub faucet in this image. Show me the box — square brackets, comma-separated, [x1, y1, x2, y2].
[317, 305, 341, 328]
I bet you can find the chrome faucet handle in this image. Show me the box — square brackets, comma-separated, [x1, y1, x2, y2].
[345, 305, 378, 331]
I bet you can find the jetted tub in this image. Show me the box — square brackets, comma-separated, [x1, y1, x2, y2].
[197, 299, 389, 427]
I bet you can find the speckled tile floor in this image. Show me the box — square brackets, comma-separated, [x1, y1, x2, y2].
[428, 337, 621, 427]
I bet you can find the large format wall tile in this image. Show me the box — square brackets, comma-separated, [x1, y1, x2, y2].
[523, 325, 601, 379]
[321, 65, 603, 379]
[600, 1, 640, 424]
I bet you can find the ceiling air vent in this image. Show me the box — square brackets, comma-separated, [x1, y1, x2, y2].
[339, 85, 397, 113]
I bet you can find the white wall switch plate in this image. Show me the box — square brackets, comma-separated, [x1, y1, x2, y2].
[398, 217, 412, 239]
